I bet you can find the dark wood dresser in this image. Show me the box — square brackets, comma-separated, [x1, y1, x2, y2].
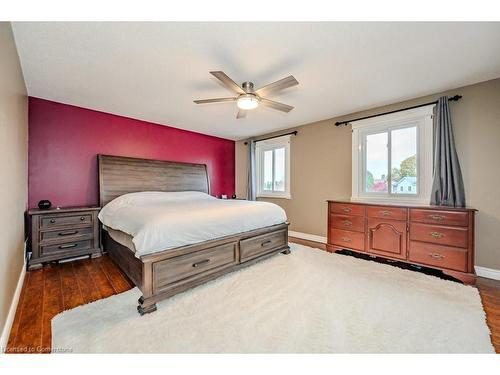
[28, 206, 102, 270]
[327, 200, 476, 284]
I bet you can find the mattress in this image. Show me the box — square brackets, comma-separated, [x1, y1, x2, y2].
[103, 225, 137, 252]
[98, 191, 288, 257]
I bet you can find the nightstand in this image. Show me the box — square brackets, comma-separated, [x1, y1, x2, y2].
[28, 206, 102, 270]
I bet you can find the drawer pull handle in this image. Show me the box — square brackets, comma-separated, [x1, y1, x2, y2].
[429, 214, 445, 221]
[429, 253, 444, 259]
[342, 208, 352, 213]
[380, 210, 391, 216]
[59, 243, 78, 249]
[340, 237, 352, 243]
[80, 217, 86, 221]
[192, 259, 210, 268]
[429, 231, 444, 239]
[261, 240, 272, 247]
[58, 230, 78, 236]
[342, 220, 352, 226]
[50, 219, 56, 224]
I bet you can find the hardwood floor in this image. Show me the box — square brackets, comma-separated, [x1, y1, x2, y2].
[5, 242, 500, 353]
[6, 255, 133, 353]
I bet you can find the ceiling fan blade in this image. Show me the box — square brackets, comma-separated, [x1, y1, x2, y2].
[255, 75, 298, 96]
[260, 98, 294, 113]
[210, 71, 245, 94]
[193, 97, 236, 104]
[236, 109, 247, 119]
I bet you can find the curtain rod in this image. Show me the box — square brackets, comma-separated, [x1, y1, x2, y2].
[244, 130, 298, 145]
[334, 95, 462, 127]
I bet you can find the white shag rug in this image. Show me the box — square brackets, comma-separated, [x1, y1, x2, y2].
[52, 243, 494, 353]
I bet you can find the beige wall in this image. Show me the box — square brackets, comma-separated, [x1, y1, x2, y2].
[0, 23, 28, 339]
[236, 78, 500, 270]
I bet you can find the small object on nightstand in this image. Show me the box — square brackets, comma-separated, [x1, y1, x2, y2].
[27, 206, 102, 270]
[38, 199, 52, 209]
[232, 194, 237, 199]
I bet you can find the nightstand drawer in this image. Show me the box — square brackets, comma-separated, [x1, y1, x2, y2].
[40, 239, 93, 256]
[40, 226, 94, 243]
[40, 213, 92, 229]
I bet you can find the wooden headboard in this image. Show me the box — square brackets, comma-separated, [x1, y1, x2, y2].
[98, 154, 210, 207]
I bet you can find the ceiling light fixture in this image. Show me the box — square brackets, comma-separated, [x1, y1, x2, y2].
[236, 94, 260, 110]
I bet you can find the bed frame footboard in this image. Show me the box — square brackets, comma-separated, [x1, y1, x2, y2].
[102, 223, 290, 315]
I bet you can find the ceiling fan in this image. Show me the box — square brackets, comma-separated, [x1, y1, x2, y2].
[194, 71, 298, 119]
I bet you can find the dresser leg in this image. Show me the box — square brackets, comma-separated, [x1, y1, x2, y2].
[137, 296, 157, 315]
[326, 244, 341, 253]
[27, 262, 43, 271]
[442, 269, 477, 285]
[281, 247, 291, 255]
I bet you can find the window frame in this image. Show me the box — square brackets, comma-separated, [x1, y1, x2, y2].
[256, 135, 291, 199]
[351, 105, 434, 205]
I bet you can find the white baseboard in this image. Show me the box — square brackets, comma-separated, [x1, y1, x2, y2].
[289, 230, 327, 244]
[287, 234, 500, 281]
[475, 266, 500, 281]
[1, 247, 27, 353]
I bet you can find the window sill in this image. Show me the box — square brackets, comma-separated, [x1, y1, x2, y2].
[351, 196, 429, 206]
[257, 194, 291, 200]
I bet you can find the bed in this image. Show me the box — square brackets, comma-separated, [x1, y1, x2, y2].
[98, 154, 290, 314]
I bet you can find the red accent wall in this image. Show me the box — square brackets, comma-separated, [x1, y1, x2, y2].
[28, 97, 235, 208]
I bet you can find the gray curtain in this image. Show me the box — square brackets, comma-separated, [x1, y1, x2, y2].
[430, 96, 466, 207]
[247, 139, 257, 201]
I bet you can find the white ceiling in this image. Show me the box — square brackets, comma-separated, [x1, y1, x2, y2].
[12, 22, 500, 140]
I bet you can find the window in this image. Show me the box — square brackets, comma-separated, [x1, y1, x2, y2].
[351, 106, 434, 204]
[256, 135, 291, 199]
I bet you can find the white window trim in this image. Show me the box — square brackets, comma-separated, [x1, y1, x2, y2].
[351, 105, 434, 205]
[256, 135, 291, 199]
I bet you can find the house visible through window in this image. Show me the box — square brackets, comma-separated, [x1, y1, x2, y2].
[256, 135, 291, 199]
[351, 106, 434, 204]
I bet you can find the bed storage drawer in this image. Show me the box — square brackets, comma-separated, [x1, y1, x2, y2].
[153, 242, 238, 290]
[240, 229, 287, 261]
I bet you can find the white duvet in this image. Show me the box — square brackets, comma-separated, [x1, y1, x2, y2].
[98, 191, 287, 257]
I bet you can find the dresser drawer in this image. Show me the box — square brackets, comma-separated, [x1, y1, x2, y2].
[40, 213, 92, 229]
[40, 239, 93, 256]
[367, 206, 407, 221]
[330, 202, 365, 216]
[410, 223, 468, 248]
[240, 229, 287, 261]
[153, 242, 237, 290]
[329, 228, 365, 251]
[410, 209, 468, 227]
[409, 241, 467, 272]
[330, 214, 365, 232]
[40, 226, 94, 243]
